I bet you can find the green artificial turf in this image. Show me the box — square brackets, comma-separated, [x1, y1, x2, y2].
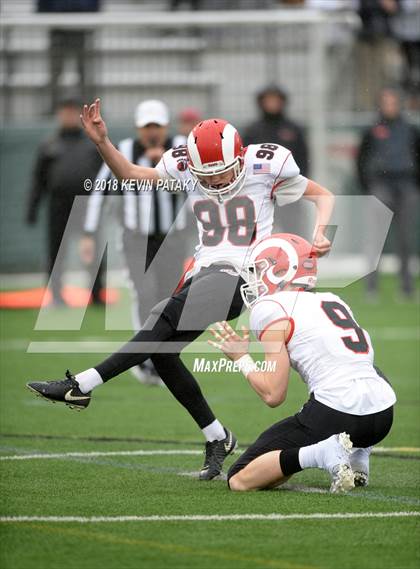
[0, 275, 419, 569]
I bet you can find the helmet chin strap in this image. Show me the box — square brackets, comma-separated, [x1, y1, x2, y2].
[196, 165, 247, 203]
[191, 157, 246, 200]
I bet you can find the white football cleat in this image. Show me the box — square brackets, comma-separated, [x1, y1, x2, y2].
[130, 362, 164, 387]
[322, 432, 355, 494]
[350, 446, 372, 487]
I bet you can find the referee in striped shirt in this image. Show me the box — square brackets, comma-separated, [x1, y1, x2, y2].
[80, 100, 188, 385]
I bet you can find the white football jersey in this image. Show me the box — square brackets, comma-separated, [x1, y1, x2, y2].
[155, 144, 308, 273]
[250, 290, 396, 415]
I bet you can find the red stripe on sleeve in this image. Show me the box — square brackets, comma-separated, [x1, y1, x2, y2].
[271, 151, 291, 200]
[259, 317, 295, 344]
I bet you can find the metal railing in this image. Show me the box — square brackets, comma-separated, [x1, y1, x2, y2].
[1, 10, 360, 185]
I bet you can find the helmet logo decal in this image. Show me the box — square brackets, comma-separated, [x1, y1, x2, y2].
[266, 265, 286, 285]
[240, 234, 318, 308]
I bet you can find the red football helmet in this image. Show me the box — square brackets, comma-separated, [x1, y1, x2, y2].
[187, 118, 246, 201]
[241, 233, 318, 308]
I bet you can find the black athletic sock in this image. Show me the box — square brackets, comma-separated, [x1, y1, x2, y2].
[151, 353, 216, 428]
[279, 448, 303, 476]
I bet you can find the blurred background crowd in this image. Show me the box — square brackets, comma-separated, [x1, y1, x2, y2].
[0, 0, 419, 308]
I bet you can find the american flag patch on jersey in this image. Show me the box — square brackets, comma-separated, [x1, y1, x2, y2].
[253, 163, 271, 174]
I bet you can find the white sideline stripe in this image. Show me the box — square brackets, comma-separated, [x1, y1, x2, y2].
[0, 446, 419, 461]
[0, 512, 419, 523]
[0, 450, 202, 461]
[373, 447, 420, 453]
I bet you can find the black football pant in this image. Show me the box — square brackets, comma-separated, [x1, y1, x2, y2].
[122, 230, 186, 329]
[122, 230, 186, 375]
[95, 266, 245, 429]
[228, 394, 394, 481]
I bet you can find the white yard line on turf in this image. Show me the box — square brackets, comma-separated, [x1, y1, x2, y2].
[0, 450, 202, 461]
[0, 512, 419, 523]
[0, 447, 419, 461]
[373, 447, 420, 453]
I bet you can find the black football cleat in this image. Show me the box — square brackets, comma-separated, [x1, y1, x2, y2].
[353, 471, 369, 487]
[26, 370, 91, 411]
[199, 428, 238, 481]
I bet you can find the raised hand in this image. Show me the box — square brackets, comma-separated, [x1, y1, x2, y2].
[80, 98, 108, 145]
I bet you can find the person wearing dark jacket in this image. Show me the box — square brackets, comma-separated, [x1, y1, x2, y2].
[26, 96, 103, 304]
[357, 87, 420, 298]
[243, 85, 308, 176]
[355, 0, 400, 110]
[243, 84, 309, 238]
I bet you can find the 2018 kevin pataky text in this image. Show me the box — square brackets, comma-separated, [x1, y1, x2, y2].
[84, 178, 198, 193]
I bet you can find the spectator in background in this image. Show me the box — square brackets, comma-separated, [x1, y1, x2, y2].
[357, 87, 419, 300]
[37, 0, 101, 112]
[243, 84, 309, 238]
[169, 0, 269, 8]
[243, 85, 308, 175]
[80, 100, 188, 386]
[170, 0, 201, 8]
[356, 0, 400, 110]
[390, 0, 420, 108]
[358, 0, 398, 34]
[277, 0, 305, 5]
[173, 107, 202, 147]
[305, 0, 359, 111]
[26, 95, 103, 305]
